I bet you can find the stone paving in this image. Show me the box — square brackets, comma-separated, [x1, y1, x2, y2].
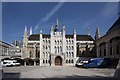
[2, 66, 116, 79]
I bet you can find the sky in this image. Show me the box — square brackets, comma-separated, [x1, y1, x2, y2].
[2, 2, 119, 44]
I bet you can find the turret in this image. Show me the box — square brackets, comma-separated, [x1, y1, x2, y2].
[62, 24, 65, 36]
[22, 26, 28, 48]
[88, 27, 90, 35]
[30, 26, 32, 35]
[54, 18, 59, 32]
[95, 26, 101, 40]
[50, 24, 54, 36]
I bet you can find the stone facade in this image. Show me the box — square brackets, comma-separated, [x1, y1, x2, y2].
[22, 18, 95, 66]
[95, 17, 120, 59]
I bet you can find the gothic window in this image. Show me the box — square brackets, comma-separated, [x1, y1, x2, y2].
[43, 40, 45, 44]
[43, 52, 45, 58]
[72, 52, 74, 57]
[55, 46, 57, 53]
[46, 40, 47, 44]
[66, 40, 68, 44]
[69, 46, 71, 50]
[46, 52, 48, 58]
[67, 52, 68, 57]
[29, 50, 32, 58]
[66, 46, 68, 50]
[43, 60, 45, 64]
[71, 59, 74, 63]
[69, 59, 70, 63]
[72, 40, 74, 44]
[48, 40, 50, 44]
[72, 46, 74, 50]
[43, 46, 45, 50]
[69, 52, 71, 57]
[66, 60, 68, 63]
[55, 40, 57, 45]
[58, 46, 59, 53]
[60, 40, 62, 45]
[60, 46, 62, 52]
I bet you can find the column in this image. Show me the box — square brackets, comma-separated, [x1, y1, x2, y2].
[106, 41, 109, 57]
[96, 44, 99, 57]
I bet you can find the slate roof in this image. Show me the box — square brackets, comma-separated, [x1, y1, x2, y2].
[77, 35, 94, 41]
[28, 34, 40, 41]
[28, 34, 94, 41]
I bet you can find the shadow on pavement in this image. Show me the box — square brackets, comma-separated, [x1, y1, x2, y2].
[2, 72, 21, 79]
[2, 76, 119, 80]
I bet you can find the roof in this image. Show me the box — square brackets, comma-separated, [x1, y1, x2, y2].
[77, 35, 94, 41]
[28, 34, 94, 41]
[66, 35, 73, 38]
[107, 17, 120, 33]
[43, 34, 50, 38]
[28, 34, 40, 41]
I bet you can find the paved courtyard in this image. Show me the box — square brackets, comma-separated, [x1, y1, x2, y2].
[2, 66, 116, 79]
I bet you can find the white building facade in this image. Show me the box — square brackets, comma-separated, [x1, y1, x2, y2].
[22, 19, 94, 66]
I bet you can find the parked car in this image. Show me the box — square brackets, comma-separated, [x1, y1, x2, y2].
[82, 58, 112, 68]
[75, 60, 89, 67]
[1, 60, 20, 67]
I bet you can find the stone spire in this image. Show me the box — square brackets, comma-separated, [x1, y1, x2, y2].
[95, 26, 101, 40]
[30, 26, 32, 35]
[88, 27, 90, 35]
[23, 25, 27, 37]
[54, 18, 58, 32]
[22, 25, 28, 48]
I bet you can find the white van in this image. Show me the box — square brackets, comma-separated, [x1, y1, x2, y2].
[1, 60, 20, 67]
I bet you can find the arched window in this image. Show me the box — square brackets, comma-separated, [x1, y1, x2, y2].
[46, 40, 47, 44]
[46, 60, 47, 63]
[72, 40, 74, 44]
[60, 46, 62, 52]
[43, 46, 45, 50]
[46, 52, 48, 58]
[43, 60, 45, 64]
[71, 59, 74, 63]
[67, 52, 68, 57]
[55, 40, 57, 45]
[69, 40, 71, 44]
[69, 52, 71, 57]
[60, 40, 62, 44]
[43, 52, 45, 58]
[29, 50, 32, 58]
[55, 46, 57, 53]
[69, 46, 71, 50]
[43, 40, 45, 44]
[69, 59, 70, 63]
[66, 40, 68, 44]
[72, 52, 74, 57]
[72, 46, 74, 50]
[66, 46, 68, 50]
[57, 46, 59, 53]
[48, 40, 50, 44]
[46, 46, 47, 50]
[66, 60, 68, 63]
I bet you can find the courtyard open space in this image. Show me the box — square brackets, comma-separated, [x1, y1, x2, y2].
[2, 66, 116, 79]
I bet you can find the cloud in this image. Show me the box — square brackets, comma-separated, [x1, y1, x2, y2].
[34, 0, 65, 31]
